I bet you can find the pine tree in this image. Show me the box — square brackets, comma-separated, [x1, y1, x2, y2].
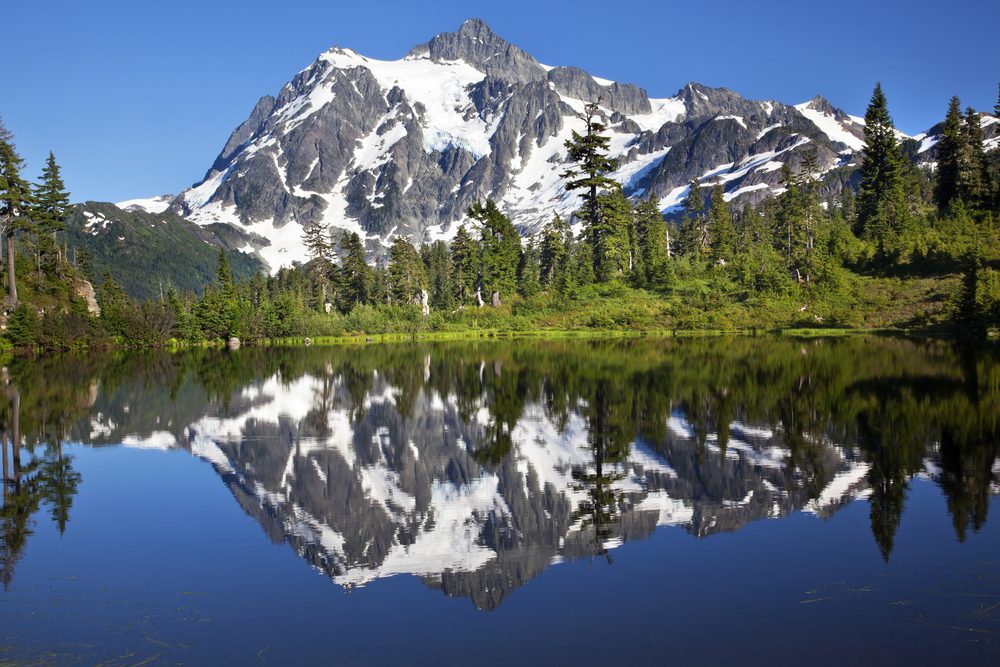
[594, 187, 633, 281]
[0, 126, 33, 306]
[337, 231, 371, 311]
[422, 240, 454, 311]
[450, 224, 480, 305]
[678, 179, 707, 257]
[562, 101, 619, 280]
[302, 221, 333, 266]
[707, 184, 735, 263]
[856, 83, 908, 256]
[791, 147, 824, 283]
[776, 164, 803, 268]
[468, 200, 520, 305]
[539, 215, 570, 287]
[387, 236, 426, 305]
[32, 152, 71, 273]
[934, 96, 963, 212]
[956, 106, 988, 209]
[517, 240, 542, 297]
[633, 197, 672, 288]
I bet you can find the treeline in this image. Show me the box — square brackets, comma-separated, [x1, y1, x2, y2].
[2, 83, 1000, 349]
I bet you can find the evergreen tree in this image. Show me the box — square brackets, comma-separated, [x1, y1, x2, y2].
[795, 151, 824, 282]
[337, 231, 371, 311]
[450, 224, 480, 305]
[562, 101, 619, 280]
[678, 179, 707, 257]
[856, 83, 908, 256]
[302, 221, 333, 265]
[468, 200, 520, 304]
[0, 127, 32, 306]
[517, 240, 542, 297]
[956, 106, 988, 208]
[96, 272, 131, 337]
[707, 184, 735, 263]
[634, 197, 671, 287]
[302, 222, 334, 308]
[166, 287, 201, 340]
[539, 215, 570, 287]
[934, 96, 963, 212]
[32, 152, 71, 273]
[387, 236, 426, 305]
[594, 187, 633, 281]
[422, 240, 455, 311]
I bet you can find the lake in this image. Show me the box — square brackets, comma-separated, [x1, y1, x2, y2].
[1, 336, 999, 665]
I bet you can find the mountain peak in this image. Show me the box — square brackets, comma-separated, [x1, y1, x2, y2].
[798, 95, 838, 116]
[407, 18, 545, 83]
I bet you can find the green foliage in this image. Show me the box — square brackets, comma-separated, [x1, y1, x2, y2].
[857, 83, 909, 256]
[562, 101, 620, 280]
[450, 224, 480, 305]
[337, 231, 371, 311]
[468, 200, 520, 302]
[388, 236, 426, 305]
[5, 304, 40, 347]
[64, 202, 264, 300]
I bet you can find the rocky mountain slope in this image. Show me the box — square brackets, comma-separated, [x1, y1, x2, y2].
[65, 202, 265, 299]
[112, 19, 996, 272]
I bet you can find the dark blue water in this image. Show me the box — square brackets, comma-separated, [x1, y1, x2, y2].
[1, 338, 998, 665]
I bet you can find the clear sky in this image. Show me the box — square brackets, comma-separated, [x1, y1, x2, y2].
[4, 0, 997, 203]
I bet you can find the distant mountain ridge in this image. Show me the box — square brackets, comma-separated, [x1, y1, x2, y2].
[110, 19, 996, 272]
[65, 202, 265, 299]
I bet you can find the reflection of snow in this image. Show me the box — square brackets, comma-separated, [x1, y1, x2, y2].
[104, 365, 995, 595]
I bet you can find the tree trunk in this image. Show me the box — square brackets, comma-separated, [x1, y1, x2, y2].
[6, 231, 17, 306]
[11, 389, 19, 478]
[1, 433, 8, 505]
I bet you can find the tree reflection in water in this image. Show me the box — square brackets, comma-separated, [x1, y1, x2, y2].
[0, 336, 997, 604]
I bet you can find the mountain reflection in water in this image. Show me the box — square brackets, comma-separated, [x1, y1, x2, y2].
[2, 336, 999, 610]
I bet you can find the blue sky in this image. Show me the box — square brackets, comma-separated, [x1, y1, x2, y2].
[4, 0, 997, 203]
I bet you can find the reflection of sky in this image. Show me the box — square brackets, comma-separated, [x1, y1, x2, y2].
[8, 443, 1000, 665]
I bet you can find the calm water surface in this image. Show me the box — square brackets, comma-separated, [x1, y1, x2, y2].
[1, 336, 999, 665]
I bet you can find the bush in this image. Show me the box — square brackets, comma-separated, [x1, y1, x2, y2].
[5, 305, 41, 348]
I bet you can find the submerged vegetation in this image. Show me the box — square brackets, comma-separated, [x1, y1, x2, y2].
[1, 84, 999, 350]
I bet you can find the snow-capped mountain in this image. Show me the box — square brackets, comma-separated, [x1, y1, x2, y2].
[150, 19, 996, 271]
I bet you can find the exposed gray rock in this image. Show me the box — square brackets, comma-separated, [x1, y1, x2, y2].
[165, 19, 968, 269]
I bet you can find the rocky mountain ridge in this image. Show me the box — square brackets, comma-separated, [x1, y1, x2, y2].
[111, 19, 997, 272]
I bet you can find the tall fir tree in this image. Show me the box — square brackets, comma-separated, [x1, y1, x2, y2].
[934, 96, 963, 212]
[32, 152, 71, 273]
[468, 200, 520, 304]
[956, 106, 988, 209]
[387, 236, 426, 305]
[594, 187, 633, 281]
[678, 179, 707, 258]
[302, 221, 333, 266]
[0, 126, 33, 305]
[633, 197, 672, 288]
[562, 101, 619, 280]
[422, 240, 455, 311]
[539, 215, 570, 287]
[856, 83, 908, 256]
[450, 224, 480, 305]
[706, 184, 735, 263]
[337, 231, 371, 311]
[517, 240, 542, 297]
